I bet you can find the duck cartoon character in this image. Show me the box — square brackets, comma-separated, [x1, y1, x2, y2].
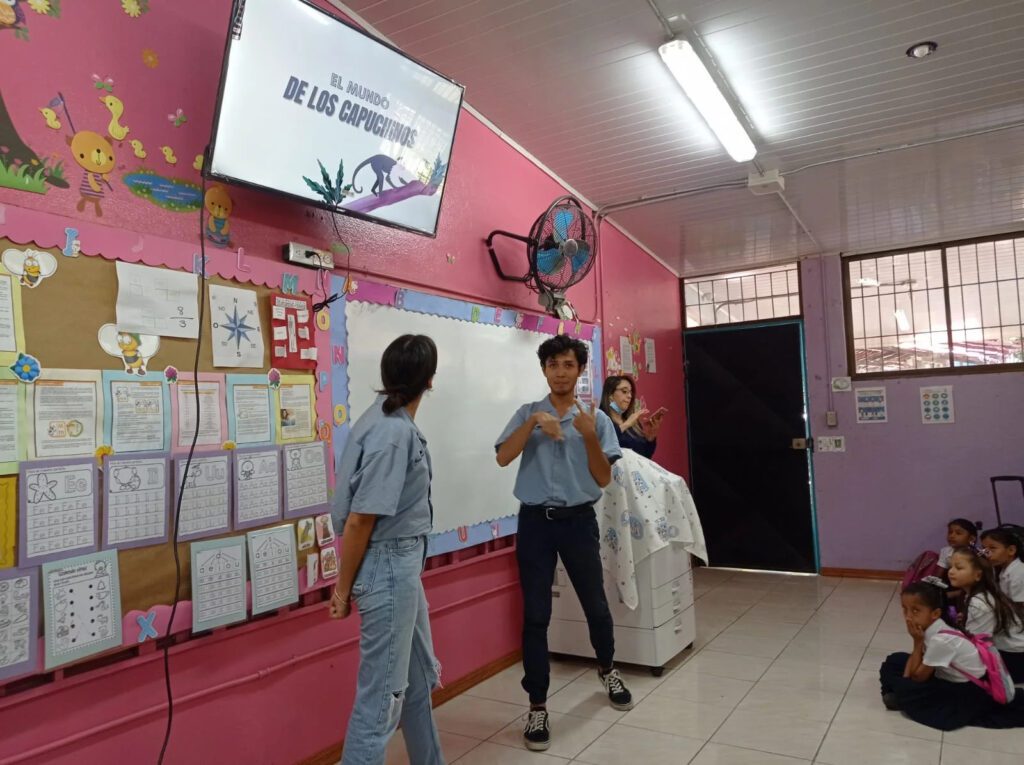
[67, 130, 115, 216]
[204, 185, 233, 247]
[39, 107, 61, 130]
[129, 139, 146, 159]
[160, 146, 177, 165]
[97, 323, 160, 374]
[100, 95, 129, 141]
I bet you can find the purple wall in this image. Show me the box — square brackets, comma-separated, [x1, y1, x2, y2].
[802, 255, 1024, 572]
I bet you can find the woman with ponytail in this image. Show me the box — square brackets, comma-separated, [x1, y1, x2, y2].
[330, 334, 444, 764]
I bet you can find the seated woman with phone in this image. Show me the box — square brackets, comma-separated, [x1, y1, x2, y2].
[599, 375, 666, 459]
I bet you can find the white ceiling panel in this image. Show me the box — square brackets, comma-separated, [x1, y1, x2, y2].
[338, 0, 1024, 275]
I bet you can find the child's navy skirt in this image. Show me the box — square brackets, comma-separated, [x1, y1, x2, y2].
[880, 652, 1024, 730]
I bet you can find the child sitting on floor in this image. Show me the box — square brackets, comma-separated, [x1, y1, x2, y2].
[879, 582, 1024, 730]
[937, 518, 979, 575]
[947, 546, 1024, 683]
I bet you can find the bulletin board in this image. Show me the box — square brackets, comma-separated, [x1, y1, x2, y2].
[2, 236, 322, 614]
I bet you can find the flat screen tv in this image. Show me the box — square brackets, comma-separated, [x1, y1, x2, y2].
[207, 0, 465, 237]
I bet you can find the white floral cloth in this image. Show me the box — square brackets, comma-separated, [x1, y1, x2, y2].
[595, 449, 708, 609]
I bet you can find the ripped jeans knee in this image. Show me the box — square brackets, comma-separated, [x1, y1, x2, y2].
[381, 687, 407, 733]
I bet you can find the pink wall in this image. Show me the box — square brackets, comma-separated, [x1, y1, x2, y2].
[802, 255, 1024, 572]
[0, 1, 686, 762]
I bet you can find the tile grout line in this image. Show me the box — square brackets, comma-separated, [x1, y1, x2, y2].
[808, 580, 899, 764]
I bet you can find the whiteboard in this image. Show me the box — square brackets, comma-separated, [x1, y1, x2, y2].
[346, 302, 588, 533]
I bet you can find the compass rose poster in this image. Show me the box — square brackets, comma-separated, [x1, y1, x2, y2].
[209, 285, 264, 368]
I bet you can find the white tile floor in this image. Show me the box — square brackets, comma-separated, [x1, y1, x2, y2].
[384, 567, 1024, 764]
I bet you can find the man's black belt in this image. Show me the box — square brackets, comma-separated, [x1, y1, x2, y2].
[521, 503, 593, 520]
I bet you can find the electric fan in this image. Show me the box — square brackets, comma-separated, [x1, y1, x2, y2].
[486, 195, 597, 320]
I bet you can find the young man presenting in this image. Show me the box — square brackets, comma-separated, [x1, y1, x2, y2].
[496, 335, 632, 752]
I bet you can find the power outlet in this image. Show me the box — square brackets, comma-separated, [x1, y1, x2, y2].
[284, 242, 334, 270]
[816, 436, 846, 453]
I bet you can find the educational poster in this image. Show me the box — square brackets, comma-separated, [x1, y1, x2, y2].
[103, 373, 170, 453]
[247, 524, 299, 615]
[0, 477, 15, 568]
[0, 568, 38, 681]
[855, 386, 888, 424]
[42, 550, 122, 670]
[234, 447, 282, 530]
[115, 261, 200, 339]
[226, 375, 275, 445]
[277, 376, 315, 443]
[619, 336, 634, 374]
[190, 535, 248, 633]
[173, 453, 232, 541]
[0, 274, 16, 354]
[644, 338, 657, 373]
[209, 285, 264, 368]
[0, 376, 23, 472]
[283, 442, 329, 518]
[305, 552, 319, 588]
[0, 264, 27, 369]
[28, 371, 103, 459]
[18, 458, 98, 567]
[103, 453, 169, 549]
[921, 385, 954, 424]
[174, 378, 225, 449]
[270, 294, 317, 370]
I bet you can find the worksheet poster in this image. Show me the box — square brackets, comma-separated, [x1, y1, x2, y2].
[277, 376, 315, 443]
[28, 371, 103, 459]
[191, 535, 248, 633]
[0, 268, 25, 360]
[0, 568, 38, 681]
[103, 372, 171, 454]
[174, 376, 226, 450]
[115, 261, 199, 339]
[226, 375, 275, 446]
[0, 374, 23, 472]
[42, 550, 122, 670]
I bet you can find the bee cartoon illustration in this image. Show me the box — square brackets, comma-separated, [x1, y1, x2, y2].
[98, 323, 160, 374]
[67, 130, 115, 217]
[1, 247, 58, 288]
[203, 185, 233, 247]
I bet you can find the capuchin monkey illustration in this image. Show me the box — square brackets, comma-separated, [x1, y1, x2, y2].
[351, 154, 415, 196]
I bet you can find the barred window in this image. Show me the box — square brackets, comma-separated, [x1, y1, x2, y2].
[845, 233, 1024, 376]
[684, 263, 800, 328]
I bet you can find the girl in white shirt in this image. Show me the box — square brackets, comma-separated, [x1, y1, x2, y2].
[937, 518, 979, 573]
[947, 546, 1024, 682]
[982, 528, 1024, 600]
[879, 582, 1024, 730]
[981, 529, 1024, 681]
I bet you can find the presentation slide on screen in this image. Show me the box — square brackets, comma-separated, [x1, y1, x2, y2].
[209, 0, 464, 235]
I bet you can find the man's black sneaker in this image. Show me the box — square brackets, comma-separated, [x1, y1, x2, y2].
[523, 709, 551, 751]
[600, 668, 634, 711]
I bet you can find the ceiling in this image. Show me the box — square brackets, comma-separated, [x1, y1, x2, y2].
[337, 0, 1024, 276]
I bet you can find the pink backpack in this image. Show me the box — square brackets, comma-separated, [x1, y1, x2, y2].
[902, 551, 941, 590]
[939, 629, 1017, 704]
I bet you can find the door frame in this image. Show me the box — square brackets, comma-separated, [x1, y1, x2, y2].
[683, 318, 821, 571]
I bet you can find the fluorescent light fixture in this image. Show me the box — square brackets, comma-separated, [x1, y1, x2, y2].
[658, 39, 757, 162]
